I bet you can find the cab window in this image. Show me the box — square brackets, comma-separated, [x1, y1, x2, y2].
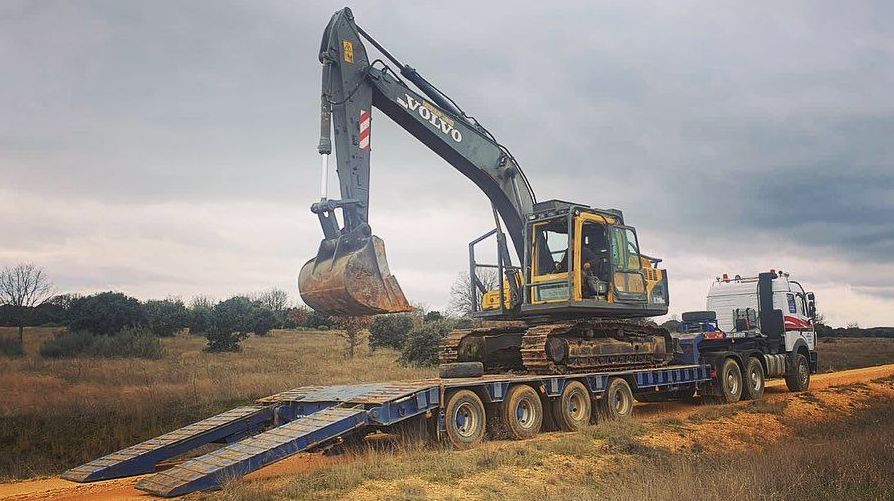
[610, 227, 642, 271]
[533, 221, 569, 276]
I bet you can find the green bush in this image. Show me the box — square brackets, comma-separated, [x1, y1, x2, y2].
[39, 328, 163, 359]
[400, 319, 455, 367]
[250, 307, 277, 336]
[204, 296, 254, 352]
[0, 337, 24, 358]
[67, 292, 145, 335]
[144, 299, 189, 337]
[369, 313, 415, 350]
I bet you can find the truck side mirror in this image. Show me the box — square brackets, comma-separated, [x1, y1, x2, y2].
[808, 302, 816, 319]
[807, 292, 815, 301]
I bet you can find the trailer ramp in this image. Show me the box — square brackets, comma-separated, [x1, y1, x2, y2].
[61, 405, 272, 482]
[135, 407, 368, 497]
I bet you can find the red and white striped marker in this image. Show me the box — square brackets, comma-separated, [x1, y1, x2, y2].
[359, 110, 370, 150]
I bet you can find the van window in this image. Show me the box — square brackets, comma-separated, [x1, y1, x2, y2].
[786, 293, 797, 314]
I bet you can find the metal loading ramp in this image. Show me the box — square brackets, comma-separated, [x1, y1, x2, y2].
[135, 407, 368, 497]
[61, 405, 272, 482]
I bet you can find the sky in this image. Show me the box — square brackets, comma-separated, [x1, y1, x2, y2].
[1, 1, 892, 327]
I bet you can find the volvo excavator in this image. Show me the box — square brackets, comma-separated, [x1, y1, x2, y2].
[299, 8, 672, 375]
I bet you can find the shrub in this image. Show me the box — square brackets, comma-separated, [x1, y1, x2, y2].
[0, 337, 24, 358]
[39, 328, 163, 359]
[144, 298, 189, 337]
[67, 292, 145, 335]
[250, 306, 277, 336]
[204, 296, 254, 352]
[424, 310, 444, 322]
[369, 313, 415, 351]
[400, 319, 455, 367]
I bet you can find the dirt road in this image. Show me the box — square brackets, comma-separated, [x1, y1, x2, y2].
[2, 363, 892, 501]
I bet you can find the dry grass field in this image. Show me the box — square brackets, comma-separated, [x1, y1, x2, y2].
[0, 327, 433, 480]
[0, 327, 893, 499]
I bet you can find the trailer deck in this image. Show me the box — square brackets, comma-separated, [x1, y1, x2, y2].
[62, 364, 711, 497]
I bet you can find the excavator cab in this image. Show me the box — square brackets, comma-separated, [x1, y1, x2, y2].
[477, 201, 668, 319]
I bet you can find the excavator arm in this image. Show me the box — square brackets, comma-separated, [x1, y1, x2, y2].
[299, 7, 534, 316]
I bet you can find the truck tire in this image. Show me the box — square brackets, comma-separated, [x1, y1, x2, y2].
[741, 357, 765, 400]
[681, 310, 717, 322]
[499, 384, 543, 440]
[785, 353, 811, 392]
[439, 362, 484, 379]
[551, 380, 591, 431]
[709, 358, 743, 404]
[598, 377, 634, 421]
[444, 390, 486, 449]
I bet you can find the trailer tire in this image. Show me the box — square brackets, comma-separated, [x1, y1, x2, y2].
[711, 358, 743, 404]
[551, 380, 591, 431]
[499, 384, 543, 440]
[681, 310, 716, 322]
[741, 357, 765, 400]
[598, 377, 634, 421]
[444, 390, 486, 449]
[439, 362, 484, 379]
[785, 354, 811, 392]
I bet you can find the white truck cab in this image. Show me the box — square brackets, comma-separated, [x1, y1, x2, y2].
[706, 270, 816, 353]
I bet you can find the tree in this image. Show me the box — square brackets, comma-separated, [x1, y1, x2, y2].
[400, 319, 454, 367]
[448, 270, 499, 317]
[0, 264, 55, 343]
[249, 306, 277, 336]
[144, 298, 189, 337]
[68, 292, 145, 336]
[424, 310, 444, 322]
[257, 288, 290, 313]
[332, 316, 372, 359]
[188, 295, 215, 334]
[369, 313, 415, 350]
[205, 296, 255, 352]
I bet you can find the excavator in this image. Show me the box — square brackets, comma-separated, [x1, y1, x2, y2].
[299, 8, 672, 375]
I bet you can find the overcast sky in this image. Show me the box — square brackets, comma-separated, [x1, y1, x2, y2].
[2, 1, 892, 327]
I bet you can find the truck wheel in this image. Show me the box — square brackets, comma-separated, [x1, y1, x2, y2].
[711, 358, 743, 404]
[741, 357, 765, 400]
[444, 390, 486, 449]
[785, 353, 811, 392]
[551, 380, 591, 431]
[598, 377, 634, 420]
[439, 362, 484, 379]
[499, 384, 543, 440]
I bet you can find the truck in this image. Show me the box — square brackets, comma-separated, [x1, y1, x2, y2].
[669, 270, 818, 403]
[61, 274, 816, 496]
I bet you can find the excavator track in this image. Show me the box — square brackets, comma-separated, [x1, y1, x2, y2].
[440, 320, 672, 375]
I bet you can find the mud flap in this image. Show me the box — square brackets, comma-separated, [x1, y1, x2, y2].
[299, 229, 411, 316]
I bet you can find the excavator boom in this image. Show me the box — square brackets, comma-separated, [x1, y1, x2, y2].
[299, 7, 534, 316]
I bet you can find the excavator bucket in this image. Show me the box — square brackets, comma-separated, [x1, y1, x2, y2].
[299, 234, 412, 316]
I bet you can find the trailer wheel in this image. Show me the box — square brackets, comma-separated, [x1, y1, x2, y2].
[598, 377, 634, 421]
[551, 380, 591, 431]
[444, 390, 486, 449]
[711, 358, 743, 404]
[785, 353, 811, 392]
[499, 384, 543, 440]
[741, 357, 765, 400]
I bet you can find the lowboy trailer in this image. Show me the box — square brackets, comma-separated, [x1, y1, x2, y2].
[61, 328, 811, 498]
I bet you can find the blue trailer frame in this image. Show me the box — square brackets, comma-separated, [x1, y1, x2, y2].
[62, 362, 712, 497]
